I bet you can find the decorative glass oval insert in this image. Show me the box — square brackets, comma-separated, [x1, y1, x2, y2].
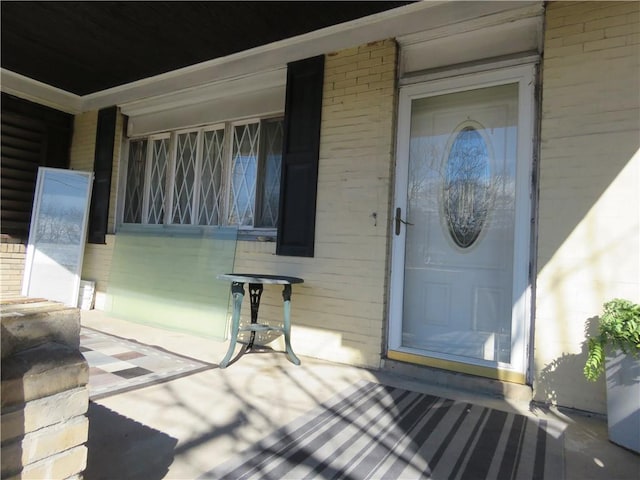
[443, 126, 492, 248]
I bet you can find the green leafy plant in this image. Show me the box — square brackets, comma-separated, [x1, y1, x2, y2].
[584, 298, 640, 381]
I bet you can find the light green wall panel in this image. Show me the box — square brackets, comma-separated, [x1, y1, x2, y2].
[107, 227, 237, 340]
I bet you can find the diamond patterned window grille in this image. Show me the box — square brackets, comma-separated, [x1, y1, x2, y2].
[257, 119, 283, 227]
[123, 117, 283, 228]
[147, 137, 170, 224]
[228, 123, 259, 226]
[124, 139, 147, 223]
[199, 128, 225, 225]
[172, 132, 198, 224]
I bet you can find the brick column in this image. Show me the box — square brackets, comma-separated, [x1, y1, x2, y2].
[1, 299, 89, 479]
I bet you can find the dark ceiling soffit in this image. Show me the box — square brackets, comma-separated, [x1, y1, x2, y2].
[1, 1, 411, 96]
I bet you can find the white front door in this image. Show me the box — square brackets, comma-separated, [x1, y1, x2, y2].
[388, 66, 536, 383]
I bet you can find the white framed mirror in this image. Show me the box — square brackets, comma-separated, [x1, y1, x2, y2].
[22, 167, 93, 307]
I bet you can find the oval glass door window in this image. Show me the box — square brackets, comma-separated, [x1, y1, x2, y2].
[443, 126, 491, 248]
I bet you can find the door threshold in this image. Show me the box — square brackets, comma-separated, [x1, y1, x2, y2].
[381, 356, 533, 403]
[387, 349, 526, 384]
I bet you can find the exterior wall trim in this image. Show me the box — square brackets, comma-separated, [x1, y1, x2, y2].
[120, 68, 286, 118]
[397, 5, 543, 77]
[397, 3, 544, 47]
[0, 69, 82, 114]
[399, 52, 540, 86]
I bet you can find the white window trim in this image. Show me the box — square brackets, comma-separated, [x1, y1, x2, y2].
[142, 133, 170, 225]
[228, 119, 261, 228]
[201, 123, 228, 227]
[170, 127, 204, 226]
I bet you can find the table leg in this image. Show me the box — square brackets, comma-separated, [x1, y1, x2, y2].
[247, 283, 263, 351]
[219, 281, 245, 368]
[282, 284, 301, 365]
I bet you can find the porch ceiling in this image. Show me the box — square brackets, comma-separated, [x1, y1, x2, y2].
[0, 1, 410, 96]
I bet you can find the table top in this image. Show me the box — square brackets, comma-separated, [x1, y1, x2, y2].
[217, 273, 304, 285]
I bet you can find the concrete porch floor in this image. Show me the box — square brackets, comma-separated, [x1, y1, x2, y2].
[81, 310, 639, 480]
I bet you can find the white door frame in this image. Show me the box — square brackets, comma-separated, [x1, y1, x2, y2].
[388, 63, 537, 383]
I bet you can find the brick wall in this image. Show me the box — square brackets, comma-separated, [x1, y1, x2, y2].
[534, 1, 640, 412]
[1, 238, 26, 299]
[71, 111, 123, 309]
[1, 300, 89, 479]
[70, 109, 123, 233]
[81, 236, 115, 311]
[69, 111, 97, 172]
[232, 40, 397, 367]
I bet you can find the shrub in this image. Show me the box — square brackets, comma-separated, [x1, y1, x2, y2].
[584, 298, 640, 382]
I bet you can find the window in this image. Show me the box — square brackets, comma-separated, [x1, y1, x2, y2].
[123, 117, 283, 229]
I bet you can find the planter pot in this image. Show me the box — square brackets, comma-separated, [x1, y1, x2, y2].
[605, 350, 640, 453]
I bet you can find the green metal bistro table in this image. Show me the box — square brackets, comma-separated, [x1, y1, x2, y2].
[217, 273, 304, 368]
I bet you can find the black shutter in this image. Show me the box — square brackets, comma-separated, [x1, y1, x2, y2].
[0, 113, 45, 239]
[88, 106, 117, 244]
[0, 93, 72, 240]
[276, 55, 324, 257]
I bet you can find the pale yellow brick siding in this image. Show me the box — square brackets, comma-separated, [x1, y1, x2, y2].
[534, 1, 640, 413]
[0, 239, 26, 299]
[69, 111, 97, 172]
[81, 235, 116, 310]
[233, 40, 397, 367]
[70, 109, 123, 234]
[71, 111, 123, 308]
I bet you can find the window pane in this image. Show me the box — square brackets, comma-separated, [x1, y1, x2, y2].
[228, 123, 258, 226]
[443, 126, 491, 249]
[172, 132, 198, 224]
[199, 129, 225, 225]
[124, 139, 147, 223]
[257, 119, 283, 227]
[147, 138, 170, 224]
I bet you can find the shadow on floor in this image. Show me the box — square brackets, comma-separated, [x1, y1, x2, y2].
[85, 402, 177, 480]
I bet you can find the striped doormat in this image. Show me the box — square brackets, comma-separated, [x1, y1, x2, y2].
[204, 381, 564, 480]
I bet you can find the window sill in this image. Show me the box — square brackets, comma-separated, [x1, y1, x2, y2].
[237, 228, 277, 242]
[117, 223, 276, 242]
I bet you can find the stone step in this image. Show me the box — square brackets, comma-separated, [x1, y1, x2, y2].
[1, 297, 80, 359]
[381, 358, 534, 403]
[1, 342, 89, 408]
